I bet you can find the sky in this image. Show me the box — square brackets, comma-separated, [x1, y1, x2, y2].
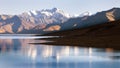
[0, 0, 120, 15]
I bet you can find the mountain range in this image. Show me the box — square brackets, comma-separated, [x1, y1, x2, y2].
[0, 7, 120, 34]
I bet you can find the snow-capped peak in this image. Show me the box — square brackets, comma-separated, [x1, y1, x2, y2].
[26, 10, 38, 16]
[73, 14, 80, 17]
[26, 8, 72, 18]
[77, 11, 90, 17]
[27, 11, 31, 16]
[72, 11, 90, 18]
[41, 11, 53, 16]
[52, 8, 60, 12]
[40, 8, 71, 18]
[55, 8, 71, 18]
[30, 10, 38, 15]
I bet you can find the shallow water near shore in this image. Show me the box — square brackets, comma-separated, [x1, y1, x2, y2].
[0, 35, 120, 68]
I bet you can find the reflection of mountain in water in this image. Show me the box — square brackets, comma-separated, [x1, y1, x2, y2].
[0, 38, 120, 61]
[0, 39, 20, 52]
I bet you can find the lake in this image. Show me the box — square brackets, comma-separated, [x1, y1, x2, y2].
[0, 35, 120, 68]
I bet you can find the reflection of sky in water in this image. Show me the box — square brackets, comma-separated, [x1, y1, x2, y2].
[0, 35, 120, 68]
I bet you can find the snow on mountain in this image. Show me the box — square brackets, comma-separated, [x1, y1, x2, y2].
[0, 7, 119, 34]
[30, 10, 38, 15]
[25, 8, 72, 18]
[20, 8, 73, 25]
[41, 11, 53, 16]
[72, 11, 90, 18]
[53, 8, 71, 18]
[27, 11, 32, 16]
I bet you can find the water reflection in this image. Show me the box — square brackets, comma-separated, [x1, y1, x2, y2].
[0, 36, 120, 68]
[0, 38, 120, 60]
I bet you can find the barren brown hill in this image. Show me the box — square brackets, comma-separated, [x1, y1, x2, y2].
[41, 19, 120, 50]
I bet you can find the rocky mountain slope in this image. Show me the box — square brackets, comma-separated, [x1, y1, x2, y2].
[0, 8, 120, 34]
[0, 8, 71, 34]
[43, 8, 120, 34]
[42, 19, 120, 50]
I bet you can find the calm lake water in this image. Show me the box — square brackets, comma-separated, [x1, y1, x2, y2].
[0, 35, 120, 68]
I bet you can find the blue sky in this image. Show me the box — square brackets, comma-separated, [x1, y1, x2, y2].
[0, 0, 120, 15]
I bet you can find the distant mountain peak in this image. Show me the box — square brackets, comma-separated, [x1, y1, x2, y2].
[41, 8, 61, 13]
[73, 11, 90, 17]
[25, 8, 72, 18]
[0, 7, 120, 34]
[80, 11, 90, 17]
[52, 8, 59, 11]
[106, 7, 120, 13]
